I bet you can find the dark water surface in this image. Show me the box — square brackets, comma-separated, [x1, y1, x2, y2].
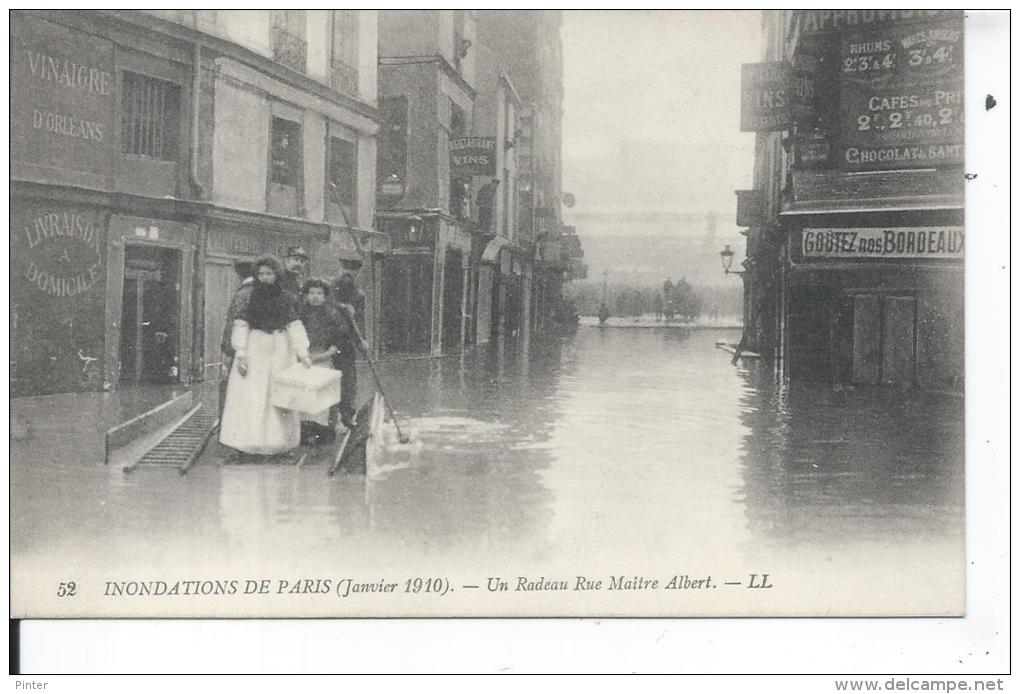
[12, 327, 964, 614]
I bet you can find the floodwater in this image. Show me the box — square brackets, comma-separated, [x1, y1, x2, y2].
[11, 327, 965, 616]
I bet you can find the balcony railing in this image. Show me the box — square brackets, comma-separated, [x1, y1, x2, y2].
[272, 26, 307, 74]
[330, 59, 359, 99]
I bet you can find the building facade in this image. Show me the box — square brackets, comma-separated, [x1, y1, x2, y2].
[375, 10, 478, 356]
[10, 10, 382, 396]
[471, 44, 530, 346]
[476, 10, 572, 338]
[740, 10, 964, 393]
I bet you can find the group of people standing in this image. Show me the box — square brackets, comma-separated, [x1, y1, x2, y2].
[218, 246, 367, 460]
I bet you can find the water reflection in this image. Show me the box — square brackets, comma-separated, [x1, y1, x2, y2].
[12, 326, 964, 578]
[737, 373, 964, 547]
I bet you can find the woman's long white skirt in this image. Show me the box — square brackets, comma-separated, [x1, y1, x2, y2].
[219, 329, 300, 455]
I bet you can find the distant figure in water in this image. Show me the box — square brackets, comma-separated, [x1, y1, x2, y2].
[598, 303, 610, 326]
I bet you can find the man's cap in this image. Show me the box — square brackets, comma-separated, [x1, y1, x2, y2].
[233, 258, 256, 278]
[285, 245, 310, 260]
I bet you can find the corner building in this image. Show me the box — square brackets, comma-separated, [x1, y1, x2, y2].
[10, 10, 383, 396]
[741, 10, 964, 393]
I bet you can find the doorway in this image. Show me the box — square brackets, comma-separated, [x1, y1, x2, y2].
[381, 254, 433, 354]
[120, 245, 182, 384]
[442, 249, 465, 352]
[851, 294, 917, 386]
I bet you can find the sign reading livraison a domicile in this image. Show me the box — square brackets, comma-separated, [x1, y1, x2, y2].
[801, 227, 964, 259]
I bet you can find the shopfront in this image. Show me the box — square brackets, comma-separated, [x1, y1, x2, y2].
[784, 213, 964, 392]
[202, 216, 324, 379]
[105, 214, 197, 388]
[10, 201, 111, 396]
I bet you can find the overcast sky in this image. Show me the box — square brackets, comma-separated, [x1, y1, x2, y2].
[561, 11, 761, 218]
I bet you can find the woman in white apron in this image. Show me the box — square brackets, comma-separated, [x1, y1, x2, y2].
[220, 254, 310, 457]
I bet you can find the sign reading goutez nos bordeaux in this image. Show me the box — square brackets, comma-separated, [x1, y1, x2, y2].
[449, 137, 497, 178]
[800, 227, 964, 260]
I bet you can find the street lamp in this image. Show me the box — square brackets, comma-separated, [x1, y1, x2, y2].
[720, 244, 744, 276]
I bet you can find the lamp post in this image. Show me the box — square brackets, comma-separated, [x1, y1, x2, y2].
[720, 244, 744, 276]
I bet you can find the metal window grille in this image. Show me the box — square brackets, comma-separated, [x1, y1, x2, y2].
[121, 72, 181, 160]
[272, 13, 307, 74]
[330, 10, 359, 97]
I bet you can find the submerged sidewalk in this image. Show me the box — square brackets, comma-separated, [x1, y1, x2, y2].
[11, 382, 215, 468]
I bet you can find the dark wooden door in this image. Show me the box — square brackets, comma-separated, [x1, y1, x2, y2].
[442, 250, 464, 352]
[382, 255, 433, 354]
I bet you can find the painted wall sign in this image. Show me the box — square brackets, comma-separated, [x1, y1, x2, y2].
[797, 10, 960, 36]
[838, 15, 964, 171]
[10, 13, 115, 186]
[10, 201, 109, 396]
[800, 227, 963, 259]
[740, 62, 793, 132]
[449, 137, 497, 177]
[207, 226, 314, 261]
[19, 209, 107, 298]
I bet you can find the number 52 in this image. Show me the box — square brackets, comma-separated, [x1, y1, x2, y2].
[57, 581, 77, 597]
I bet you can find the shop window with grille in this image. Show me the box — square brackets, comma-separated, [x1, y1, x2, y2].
[120, 71, 181, 160]
[327, 135, 358, 225]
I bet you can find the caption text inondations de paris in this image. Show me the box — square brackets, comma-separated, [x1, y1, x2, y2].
[97, 574, 775, 601]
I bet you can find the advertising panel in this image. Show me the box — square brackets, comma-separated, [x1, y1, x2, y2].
[10, 13, 116, 187]
[838, 15, 964, 170]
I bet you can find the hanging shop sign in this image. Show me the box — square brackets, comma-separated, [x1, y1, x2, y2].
[10, 13, 116, 186]
[740, 62, 793, 132]
[449, 137, 497, 177]
[799, 227, 963, 260]
[838, 14, 964, 171]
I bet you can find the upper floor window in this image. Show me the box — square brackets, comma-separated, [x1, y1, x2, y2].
[330, 11, 359, 98]
[450, 99, 467, 137]
[270, 116, 302, 187]
[272, 10, 307, 73]
[327, 135, 358, 225]
[377, 96, 408, 194]
[121, 71, 181, 161]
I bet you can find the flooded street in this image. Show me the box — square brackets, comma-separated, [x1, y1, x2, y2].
[12, 326, 964, 616]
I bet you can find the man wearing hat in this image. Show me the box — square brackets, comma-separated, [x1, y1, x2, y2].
[280, 245, 309, 297]
[331, 258, 369, 429]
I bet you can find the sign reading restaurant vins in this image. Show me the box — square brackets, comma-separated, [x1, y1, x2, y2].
[800, 227, 964, 260]
[837, 12, 964, 171]
[10, 13, 115, 185]
[449, 137, 497, 177]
